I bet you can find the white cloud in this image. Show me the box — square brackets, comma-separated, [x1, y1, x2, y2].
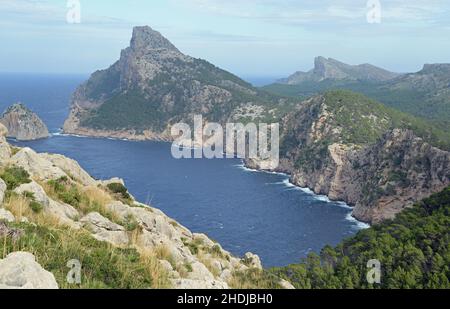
[177, 0, 449, 25]
[0, 0, 132, 27]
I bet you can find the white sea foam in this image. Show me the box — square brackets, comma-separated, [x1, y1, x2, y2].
[335, 201, 353, 210]
[233, 163, 258, 173]
[234, 162, 286, 176]
[171, 143, 197, 151]
[346, 213, 370, 229]
[281, 179, 334, 203]
[280, 178, 366, 232]
[54, 132, 89, 139]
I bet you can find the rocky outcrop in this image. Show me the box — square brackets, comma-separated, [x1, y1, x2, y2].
[0, 103, 49, 141]
[0, 178, 6, 204]
[10, 148, 73, 182]
[13, 181, 80, 228]
[0, 209, 15, 223]
[0, 252, 58, 289]
[80, 212, 129, 246]
[0, 175, 13, 223]
[171, 279, 229, 289]
[40, 153, 97, 186]
[243, 252, 263, 269]
[0, 124, 12, 163]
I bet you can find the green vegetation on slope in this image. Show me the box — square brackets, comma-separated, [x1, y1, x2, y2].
[322, 90, 450, 150]
[263, 80, 382, 99]
[0, 166, 31, 190]
[282, 90, 450, 154]
[80, 54, 298, 132]
[263, 73, 450, 132]
[280, 90, 450, 175]
[271, 186, 450, 289]
[82, 88, 170, 131]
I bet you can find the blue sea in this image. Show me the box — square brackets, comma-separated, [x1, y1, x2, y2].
[0, 73, 367, 267]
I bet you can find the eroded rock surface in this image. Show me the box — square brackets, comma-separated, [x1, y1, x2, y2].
[0, 252, 58, 289]
[0, 103, 49, 141]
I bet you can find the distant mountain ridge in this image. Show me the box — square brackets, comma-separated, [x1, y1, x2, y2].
[266, 59, 450, 131]
[278, 57, 400, 84]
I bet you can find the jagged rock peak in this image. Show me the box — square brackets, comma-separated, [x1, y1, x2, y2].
[5, 103, 30, 114]
[130, 26, 180, 53]
[314, 56, 343, 67]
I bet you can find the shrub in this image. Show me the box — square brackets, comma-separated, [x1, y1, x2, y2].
[29, 201, 44, 213]
[107, 183, 131, 200]
[184, 262, 193, 273]
[47, 178, 67, 193]
[208, 244, 224, 258]
[1, 166, 31, 190]
[22, 191, 35, 200]
[59, 186, 82, 207]
[123, 214, 139, 232]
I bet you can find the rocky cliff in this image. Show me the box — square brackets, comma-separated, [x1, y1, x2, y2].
[63, 26, 290, 139]
[0, 103, 49, 141]
[248, 91, 450, 224]
[0, 123, 290, 289]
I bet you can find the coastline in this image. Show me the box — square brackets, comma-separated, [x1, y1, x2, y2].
[56, 129, 371, 230]
[234, 162, 371, 230]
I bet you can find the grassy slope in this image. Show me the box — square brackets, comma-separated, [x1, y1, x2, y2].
[321, 90, 450, 150]
[271, 186, 450, 289]
[0, 166, 170, 288]
[1, 222, 170, 288]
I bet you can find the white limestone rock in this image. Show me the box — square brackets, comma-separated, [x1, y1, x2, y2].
[80, 212, 129, 246]
[0, 252, 58, 289]
[0, 208, 15, 223]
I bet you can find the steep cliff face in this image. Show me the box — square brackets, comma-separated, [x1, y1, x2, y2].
[63, 26, 289, 139]
[288, 129, 450, 224]
[249, 91, 450, 224]
[0, 103, 49, 141]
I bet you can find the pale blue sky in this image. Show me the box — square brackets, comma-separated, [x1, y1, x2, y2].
[1, 0, 449, 77]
